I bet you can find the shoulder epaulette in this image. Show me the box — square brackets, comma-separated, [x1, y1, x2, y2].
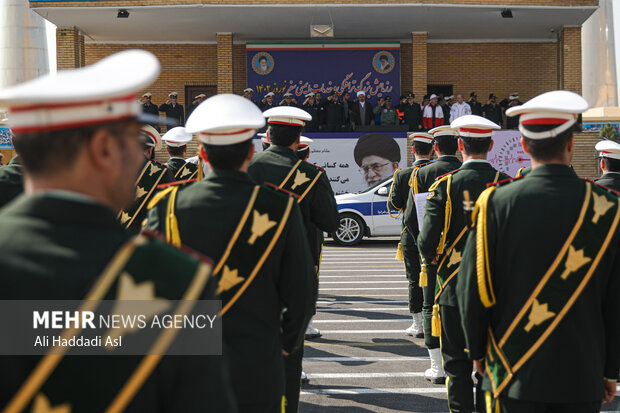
[264, 182, 301, 199]
[583, 178, 620, 196]
[156, 178, 197, 190]
[307, 162, 324, 172]
[486, 176, 523, 188]
[435, 168, 460, 180]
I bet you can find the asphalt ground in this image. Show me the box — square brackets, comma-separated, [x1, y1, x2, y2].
[299, 238, 620, 413]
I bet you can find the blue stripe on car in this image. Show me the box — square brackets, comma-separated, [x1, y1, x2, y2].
[337, 202, 372, 216]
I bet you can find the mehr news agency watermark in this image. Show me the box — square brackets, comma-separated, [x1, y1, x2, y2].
[0, 300, 222, 356]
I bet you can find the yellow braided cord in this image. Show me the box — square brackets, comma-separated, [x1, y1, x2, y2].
[412, 167, 421, 194]
[281, 395, 286, 413]
[387, 169, 402, 219]
[436, 175, 452, 256]
[198, 159, 204, 181]
[419, 263, 427, 286]
[475, 186, 497, 308]
[431, 303, 441, 337]
[395, 242, 403, 261]
[495, 398, 500, 413]
[165, 186, 182, 248]
[485, 391, 493, 413]
[147, 186, 175, 210]
[516, 167, 524, 178]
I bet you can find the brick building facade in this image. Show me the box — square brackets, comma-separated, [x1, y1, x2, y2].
[28, 0, 600, 176]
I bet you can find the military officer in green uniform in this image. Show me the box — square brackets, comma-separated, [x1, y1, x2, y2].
[0, 50, 237, 412]
[248, 105, 339, 413]
[147, 94, 316, 413]
[405, 125, 461, 384]
[387, 132, 434, 339]
[595, 140, 620, 192]
[458, 90, 620, 412]
[161, 126, 199, 180]
[118, 124, 172, 232]
[0, 151, 23, 209]
[418, 115, 509, 413]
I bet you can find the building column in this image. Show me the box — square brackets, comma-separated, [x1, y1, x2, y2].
[56, 27, 84, 69]
[560, 26, 582, 94]
[411, 32, 428, 100]
[217, 33, 234, 94]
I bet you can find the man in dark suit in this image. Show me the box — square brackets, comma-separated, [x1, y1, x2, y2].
[351, 91, 374, 128]
[458, 91, 619, 412]
[158, 92, 184, 127]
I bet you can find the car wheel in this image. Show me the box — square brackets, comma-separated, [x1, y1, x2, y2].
[332, 213, 365, 246]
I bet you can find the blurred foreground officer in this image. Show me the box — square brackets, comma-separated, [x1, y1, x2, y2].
[118, 124, 172, 232]
[0, 140, 23, 209]
[248, 106, 339, 413]
[162, 126, 198, 180]
[595, 140, 620, 192]
[418, 116, 508, 413]
[405, 125, 461, 384]
[388, 132, 434, 339]
[146, 94, 315, 413]
[458, 91, 620, 413]
[0, 50, 237, 412]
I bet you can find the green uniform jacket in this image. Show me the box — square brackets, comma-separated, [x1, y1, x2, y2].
[457, 165, 620, 402]
[248, 145, 339, 265]
[165, 157, 187, 177]
[146, 169, 315, 405]
[389, 159, 430, 246]
[596, 172, 620, 192]
[0, 193, 237, 412]
[373, 106, 399, 126]
[0, 156, 24, 209]
[404, 155, 462, 240]
[418, 160, 509, 306]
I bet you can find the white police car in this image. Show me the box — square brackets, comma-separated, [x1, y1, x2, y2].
[331, 177, 403, 245]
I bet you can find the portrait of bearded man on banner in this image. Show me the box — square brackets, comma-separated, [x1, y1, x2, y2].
[354, 133, 401, 187]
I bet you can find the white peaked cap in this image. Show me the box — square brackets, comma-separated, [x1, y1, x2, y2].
[429, 125, 458, 137]
[0, 50, 160, 134]
[506, 90, 588, 140]
[162, 127, 193, 147]
[451, 115, 500, 138]
[263, 106, 312, 127]
[186, 94, 265, 145]
[596, 140, 620, 160]
[408, 132, 434, 144]
[140, 125, 162, 150]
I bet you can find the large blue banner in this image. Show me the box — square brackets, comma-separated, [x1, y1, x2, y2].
[246, 43, 400, 104]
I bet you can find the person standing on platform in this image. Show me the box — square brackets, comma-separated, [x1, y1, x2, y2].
[147, 94, 315, 413]
[248, 106, 339, 413]
[0, 49, 237, 413]
[596, 140, 620, 192]
[280, 92, 298, 107]
[374, 96, 399, 127]
[351, 91, 375, 128]
[418, 115, 509, 413]
[388, 132, 434, 340]
[483, 93, 503, 128]
[402, 93, 423, 132]
[450, 94, 472, 123]
[161, 126, 198, 180]
[302, 93, 319, 132]
[405, 125, 461, 384]
[141, 92, 160, 131]
[458, 90, 619, 413]
[259, 92, 276, 111]
[423, 94, 445, 130]
[325, 91, 345, 132]
[468, 92, 483, 116]
[159, 92, 184, 127]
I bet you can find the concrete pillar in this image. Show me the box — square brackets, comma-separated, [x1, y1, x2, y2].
[217, 32, 233, 94]
[56, 27, 84, 69]
[560, 26, 582, 94]
[411, 32, 428, 100]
